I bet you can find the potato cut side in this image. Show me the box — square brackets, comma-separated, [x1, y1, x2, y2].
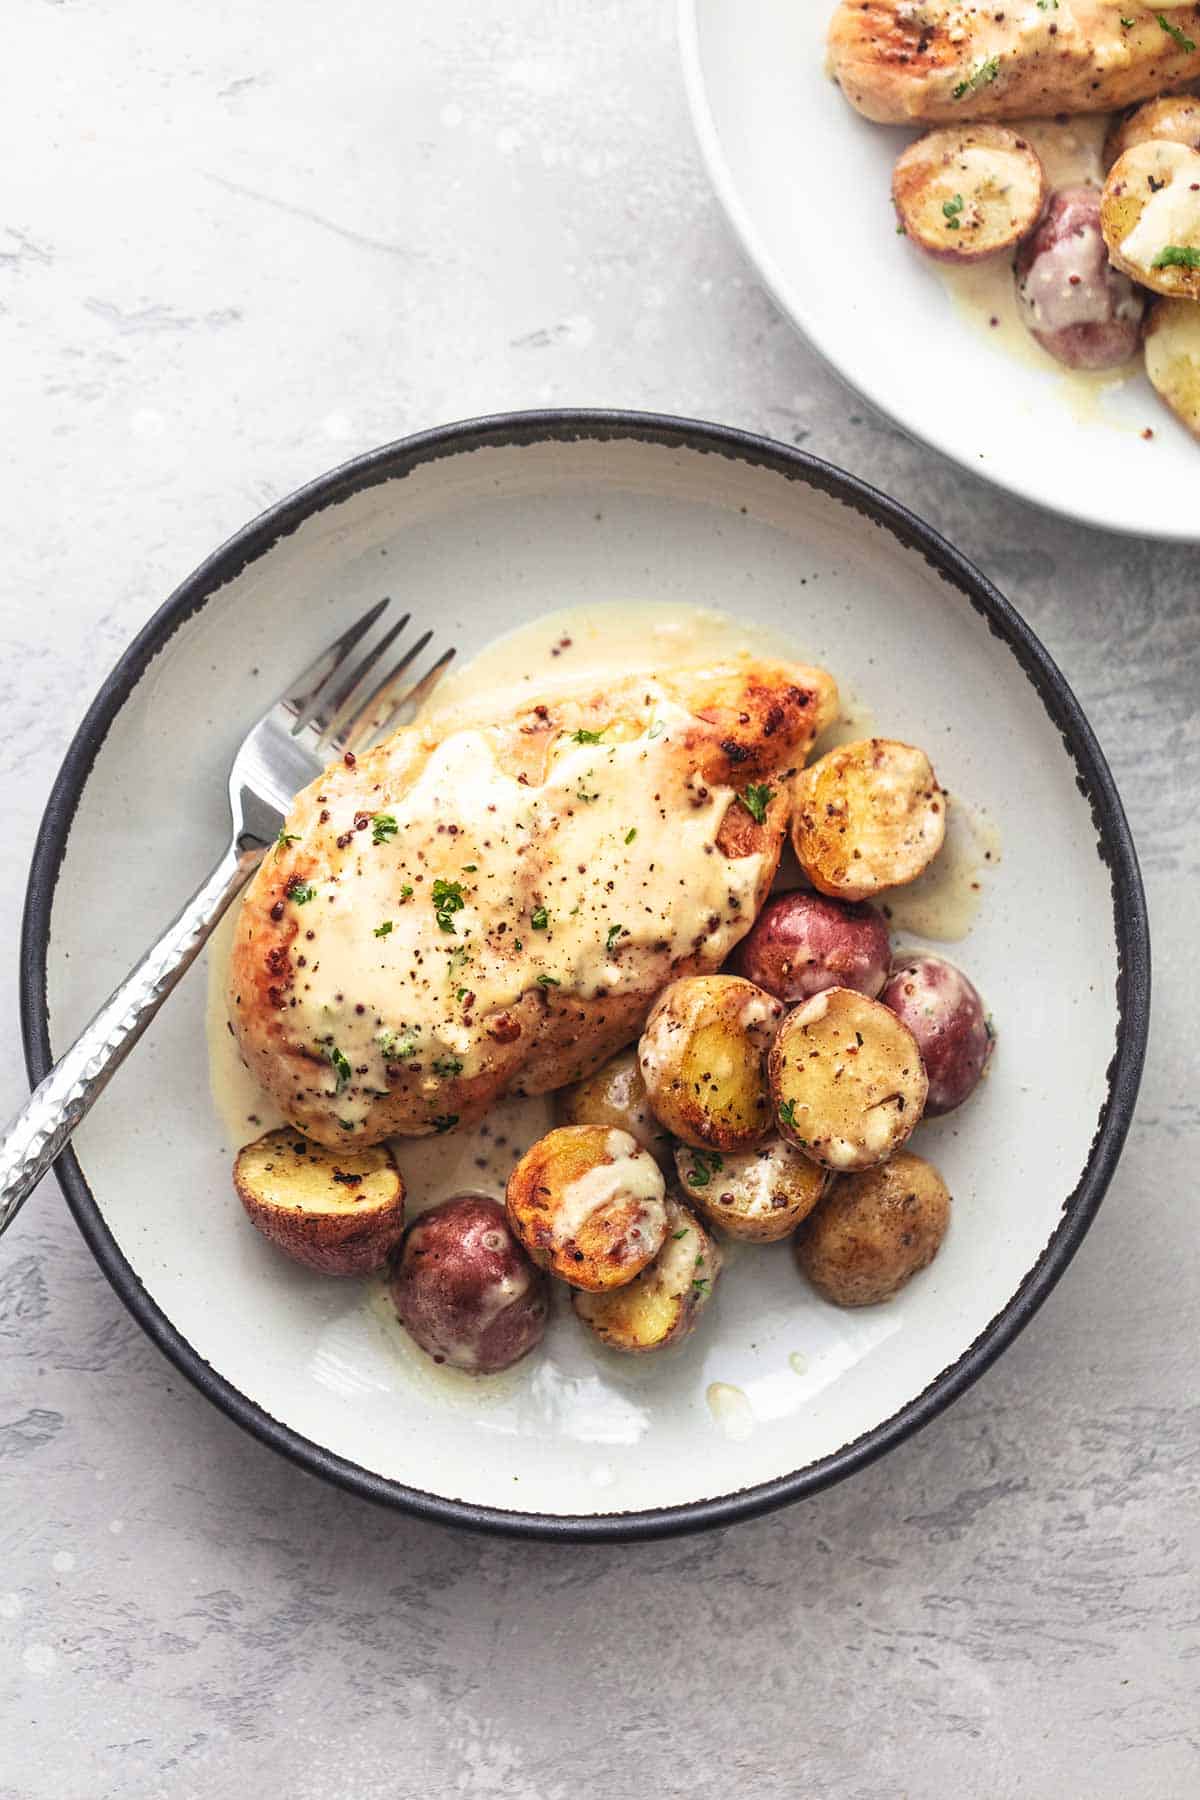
[792, 738, 945, 902]
[768, 987, 927, 1172]
[1145, 296, 1200, 438]
[1102, 141, 1200, 299]
[506, 1123, 668, 1291]
[638, 974, 783, 1152]
[1104, 96, 1200, 173]
[893, 126, 1046, 263]
[573, 1198, 720, 1352]
[795, 1152, 951, 1308]
[234, 1127, 405, 1276]
[674, 1137, 828, 1242]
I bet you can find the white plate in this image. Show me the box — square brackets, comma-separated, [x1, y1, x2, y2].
[680, 1, 1197, 540]
[21, 413, 1149, 1538]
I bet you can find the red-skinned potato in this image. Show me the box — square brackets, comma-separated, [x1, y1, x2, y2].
[880, 953, 994, 1115]
[234, 1129, 405, 1275]
[389, 1194, 550, 1373]
[1015, 187, 1144, 371]
[730, 890, 891, 1004]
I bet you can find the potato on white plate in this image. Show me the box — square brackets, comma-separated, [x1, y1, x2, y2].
[554, 1046, 674, 1168]
[1102, 141, 1200, 300]
[234, 1128, 405, 1276]
[767, 986, 927, 1173]
[795, 1152, 951, 1309]
[573, 1197, 720, 1353]
[893, 126, 1046, 263]
[674, 1136, 828, 1243]
[1145, 294, 1200, 437]
[638, 974, 783, 1152]
[1104, 95, 1200, 173]
[1014, 186, 1145, 372]
[389, 1193, 549, 1374]
[506, 1123, 667, 1291]
[791, 738, 945, 903]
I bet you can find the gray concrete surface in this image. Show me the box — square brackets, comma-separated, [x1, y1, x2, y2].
[1, 3, 1196, 1794]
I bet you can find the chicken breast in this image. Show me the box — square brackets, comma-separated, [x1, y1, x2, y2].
[828, 2, 1200, 126]
[228, 658, 838, 1147]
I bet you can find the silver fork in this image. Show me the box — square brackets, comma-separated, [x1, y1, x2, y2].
[0, 602, 454, 1239]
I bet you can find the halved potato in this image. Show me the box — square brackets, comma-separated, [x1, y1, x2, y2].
[892, 126, 1046, 263]
[638, 974, 784, 1152]
[234, 1127, 405, 1275]
[573, 1198, 720, 1352]
[1145, 295, 1200, 437]
[795, 1151, 950, 1308]
[555, 1047, 674, 1168]
[767, 987, 927, 1173]
[1102, 141, 1200, 299]
[505, 1123, 668, 1291]
[791, 738, 945, 902]
[674, 1137, 828, 1242]
[1104, 95, 1200, 173]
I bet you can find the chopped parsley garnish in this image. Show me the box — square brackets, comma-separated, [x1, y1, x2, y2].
[942, 193, 965, 231]
[740, 784, 774, 825]
[338, 1118, 357, 1131]
[371, 813, 398, 844]
[431, 1114, 459, 1133]
[683, 1149, 724, 1187]
[606, 923, 626, 953]
[288, 881, 317, 905]
[575, 781, 599, 803]
[462, 864, 477, 872]
[274, 829, 300, 857]
[646, 721, 665, 741]
[374, 920, 393, 937]
[1152, 244, 1200, 270]
[536, 973, 560, 988]
[952, 54, 1000, 99]
[692, 1278, 711, 1297]
[1036, 0, 1057, 10]
[400, 884, 414, 900]
[455, 987, 469, 1002]
[1120, 13, 1135, 25]
[1157, 11, 1197, 51]
[570, 728, 605, 744]
[378, 1030, 416, 1061]
[324, 1044, 352, 1093]
[531, 905, 549, 930]
[624, 827, 638, 845]
[777, 1098, 797, 1127]
[432, 877, 466, 932]
[432, 1056, 464, 1077]
[671, 1228, 688, 1240]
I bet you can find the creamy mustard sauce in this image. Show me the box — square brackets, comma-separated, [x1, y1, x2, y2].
[705, 1381, 755, 1441]
[554, 1130, 666, 1250]
[1119, 144, 1200, 264]
[880, 791, 1001, 942]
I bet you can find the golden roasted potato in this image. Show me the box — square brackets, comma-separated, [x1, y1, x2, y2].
[573, 1198, 720, 1352]
[505, 1124, 668, 1291]
[1104, 95, 1200, 173]
[792, 738, 945, 903]
[638, 974, 783, 1152]
[555, 1047, 674, 1168]
[892, 126, 1046, 263]
[767, 987, 927, 1173]
[795, 1152, 951, 1307]
[234, 1128, 405, 1276]
[1145, 295, 1200, 438]
[1102, 141, 1200, 300]
[673, 1137, 828, 1242]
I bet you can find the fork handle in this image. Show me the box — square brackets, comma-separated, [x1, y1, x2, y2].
[0, 841, 264, 1240]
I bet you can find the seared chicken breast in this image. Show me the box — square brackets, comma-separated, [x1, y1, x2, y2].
[829, 2, 1200, 125]
[228, 659, 837, 1147]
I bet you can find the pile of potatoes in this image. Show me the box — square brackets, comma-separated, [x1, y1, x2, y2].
[233, 736, 995, 1377]
[891, 96, 1200, 435]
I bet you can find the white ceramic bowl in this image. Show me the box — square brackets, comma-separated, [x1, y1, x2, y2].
[21, 413, 1149, 1539]
[679, 0, 1199, 541]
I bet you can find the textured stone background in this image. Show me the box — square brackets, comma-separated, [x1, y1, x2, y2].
[1, 3, 1196, 1795]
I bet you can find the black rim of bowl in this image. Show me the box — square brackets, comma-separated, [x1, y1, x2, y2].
[19, 408, 1151, 1542]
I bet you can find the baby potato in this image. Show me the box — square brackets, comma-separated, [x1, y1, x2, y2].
[1104, 95, 1200, 173]
[881, 952, 994, 1115]
[554, 1047, 674, 1168]
[1014, 187, 1145, 371]
[389, 1194, 549, 1373]
[234, 1128, 405, 1276]
[1102, 141, 1200, 300]
[768, 987, 927, 1173]
[506, 1124, 668, 1291]
[573, 1197, 720, 1352]
[792, 738, 946, 903]
[730, 889, 891, 1003]
[795, 1152, 951, 1308]
[638, 974, 784, 1152]
[674, 1136, 828, 1242]
[1145, 295, 1200, 438]
[893, 125, 1046, 263]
